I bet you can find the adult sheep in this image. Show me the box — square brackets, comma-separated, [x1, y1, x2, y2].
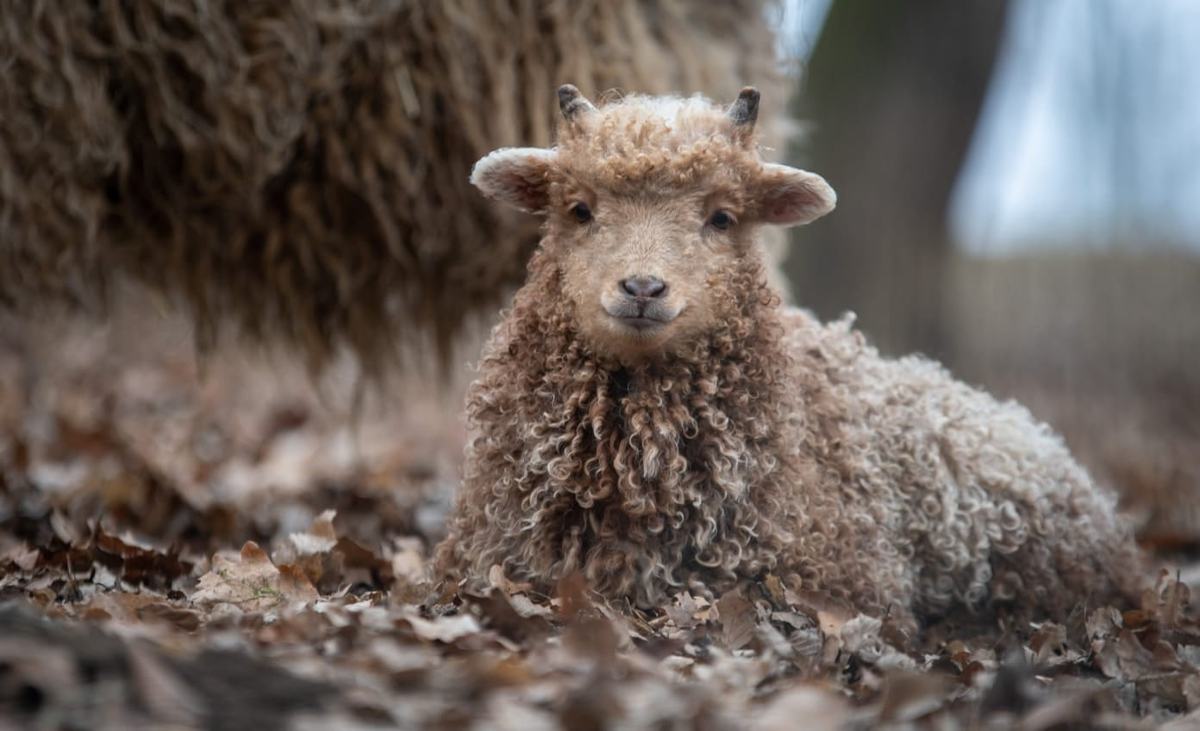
[0, 2, 786, 371]
[435, 86, 1145, 625]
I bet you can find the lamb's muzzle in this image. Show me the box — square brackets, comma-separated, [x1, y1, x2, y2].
[607, 276, 674, 330]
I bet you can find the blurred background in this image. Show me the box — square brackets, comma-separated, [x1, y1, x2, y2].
[1, 0, 1196, 558]
[785, 0, 1200, 547]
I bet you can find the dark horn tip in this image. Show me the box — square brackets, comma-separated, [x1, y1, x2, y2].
[730, 86, 761, 126]
[558, 84, 581, 105]
[559, 84, 589, 119]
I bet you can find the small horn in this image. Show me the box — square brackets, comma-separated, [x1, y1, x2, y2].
[558, 84, 596, 120]
[728, 87, 760, 127]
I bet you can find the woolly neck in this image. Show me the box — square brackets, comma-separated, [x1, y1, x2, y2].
[458, 251, 802, 604]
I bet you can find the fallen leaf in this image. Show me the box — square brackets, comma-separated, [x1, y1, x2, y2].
[488, 564, 535, 595]
[1029, 622, 1072, 665]
[402, 611, 483, 644]
[287, 509, 338, 555]
[1094, 629, 1183, 681]
[192, 541, 318, 612]
[715, 591, 757, 651]
[1086, 606, 1124, 641]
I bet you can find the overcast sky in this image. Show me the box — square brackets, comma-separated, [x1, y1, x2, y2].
[782, 0, 1200, 256]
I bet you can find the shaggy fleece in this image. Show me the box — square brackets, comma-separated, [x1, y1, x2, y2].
[0, 1, 783, 369]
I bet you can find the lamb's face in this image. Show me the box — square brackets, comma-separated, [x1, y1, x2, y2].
[471, 86, 837, 363]
[549, 184, 744, 360]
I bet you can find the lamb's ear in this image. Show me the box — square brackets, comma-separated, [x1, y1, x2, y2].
[470, 148, 557, 214]
[754, 163, 837, 227]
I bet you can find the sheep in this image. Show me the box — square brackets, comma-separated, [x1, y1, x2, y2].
[434, 85, 1146, 626]
[0, 1, 785, 372]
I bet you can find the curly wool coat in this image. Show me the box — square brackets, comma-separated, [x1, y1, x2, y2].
[435, 90, 1144, 625]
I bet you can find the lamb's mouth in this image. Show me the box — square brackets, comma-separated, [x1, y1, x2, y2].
[605, 302, 680, 332]
[616, 315, 668, 331]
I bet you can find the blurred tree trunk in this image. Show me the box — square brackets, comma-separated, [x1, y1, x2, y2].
[788, 0, 1009, 358]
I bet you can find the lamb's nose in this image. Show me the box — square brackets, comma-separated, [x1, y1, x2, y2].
[620, 276, 667, 299]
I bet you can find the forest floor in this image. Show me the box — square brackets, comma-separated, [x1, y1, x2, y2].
[2, 301, 1199, 731]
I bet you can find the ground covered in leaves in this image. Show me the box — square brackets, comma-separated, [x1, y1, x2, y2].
[2, 302, 1200, 730]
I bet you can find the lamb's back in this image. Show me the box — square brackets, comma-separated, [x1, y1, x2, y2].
[778, 307, 1142, 618]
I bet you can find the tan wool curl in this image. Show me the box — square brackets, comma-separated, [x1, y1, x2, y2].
[436, 91, 1146, 625]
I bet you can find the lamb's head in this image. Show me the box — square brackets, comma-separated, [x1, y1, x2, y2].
[471, 85, 836, 363]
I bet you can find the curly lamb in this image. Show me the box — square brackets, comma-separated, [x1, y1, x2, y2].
[435, 85, 1146, 626]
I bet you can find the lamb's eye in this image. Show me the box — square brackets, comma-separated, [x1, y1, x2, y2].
[709, 210, 733, 230]
[571, 202, 592, 224]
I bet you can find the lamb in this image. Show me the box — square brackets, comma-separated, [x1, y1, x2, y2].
[434, 85, 1145, 626]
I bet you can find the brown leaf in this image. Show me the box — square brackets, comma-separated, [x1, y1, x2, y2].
[401, 611, 482, 644]
[488, 564, 535, 596]
[1159, 576, 1193, 630]
[1029, 622, 1070, 665]
[760, 574, 789, 609]
[335, 537, 392, 586]
[555, 576, 625, 663]
[1094, 629, 1183, 680]
[1123, 609, 1155, 630]
[467, 589, 553, 643]
[79, 591, 164, 623]
[879, 614, 914, 652]
[289, 509, 338, 554]
[504, 592, 554, 621]
[1086, 606, 1124, 641]
[273, 510, 342, 590]
[554, 572, 595, 622]
[715, 591, 757, 651]
[817, 607, 852, 638]
[50, 509, 84, 546]
[2, 542, 40, 573]
[92, 522, 191, 588]
[666, 592, 711, 631]
[192, 541, 318, 612]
